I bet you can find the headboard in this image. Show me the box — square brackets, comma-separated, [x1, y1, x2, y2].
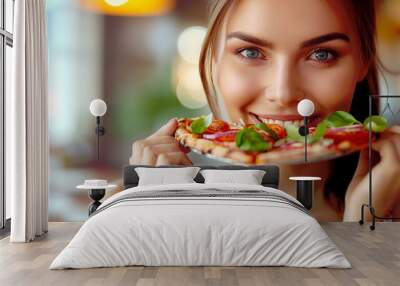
[123, 165, 280, 189]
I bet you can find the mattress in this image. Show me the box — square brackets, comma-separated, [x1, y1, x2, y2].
[50, 183, 351, 269]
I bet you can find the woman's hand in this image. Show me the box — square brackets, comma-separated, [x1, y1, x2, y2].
[343, 126, 400, 221]
[129, 118, 192, 166]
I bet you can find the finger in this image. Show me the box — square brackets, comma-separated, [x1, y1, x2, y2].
[141, 137, 185, 156]
[156, 152, 192, 166]
[374, 132, 400, 156]
[352, 148, 370, 179]
[155, 154, 170, 166]
[390, 134, 400, 156]
[147, 135, 190, 153]
[387, 125, 400, 135]
[164, 152, 192, 165]
[131, 136, 179, 163]
[373, 138, 400, 164]
[149, 118, 178, 138]
[141, 146, 158, 165]
[143, 136, 181, 147]
[146, 143, 186, 155]
[131, 140, 145, 164]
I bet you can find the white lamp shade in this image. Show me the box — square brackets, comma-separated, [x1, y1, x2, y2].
[297, 99, 315, 117]
[90, 99, 107, 117]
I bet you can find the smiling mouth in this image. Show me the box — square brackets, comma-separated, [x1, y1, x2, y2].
[248, 112, 322, 127]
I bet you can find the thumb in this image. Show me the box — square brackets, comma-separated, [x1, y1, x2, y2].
[353, 147, 369, 178]
[353, 145, 380, 179]
[149, 118, 178, 138]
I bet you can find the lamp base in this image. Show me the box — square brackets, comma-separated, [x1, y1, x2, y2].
[88, 189, 105, 216]
[296, 180, 314, 210]
[359, 203, 400, 231]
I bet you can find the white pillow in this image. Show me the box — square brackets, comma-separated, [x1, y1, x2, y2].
[200, 169, 266, 185]
[135, 167, 201, 186]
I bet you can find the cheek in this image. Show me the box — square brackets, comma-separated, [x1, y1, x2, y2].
[302, 59, 359, 114]
[217, 57, 262, 120]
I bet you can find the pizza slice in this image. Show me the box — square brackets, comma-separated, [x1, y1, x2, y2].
[174, 112, 388, 165]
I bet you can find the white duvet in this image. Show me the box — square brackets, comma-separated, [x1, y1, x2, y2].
[50, 183, 351, 269]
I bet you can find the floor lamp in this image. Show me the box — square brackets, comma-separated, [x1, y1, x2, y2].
[359, 94, 400, 230]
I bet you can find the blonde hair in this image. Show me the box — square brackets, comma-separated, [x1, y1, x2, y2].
[199, 0, 379, 120]
[199, 0, 233, 119]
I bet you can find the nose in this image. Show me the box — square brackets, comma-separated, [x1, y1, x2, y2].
[264, 58, 303, 107]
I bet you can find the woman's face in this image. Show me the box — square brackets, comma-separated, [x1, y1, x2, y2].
[217, 0, 367, 126]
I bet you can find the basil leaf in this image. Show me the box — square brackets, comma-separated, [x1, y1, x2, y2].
[309, 120, 328, 143]
[325, 111, 360, 127]
[255, 123, 279, 141]
[285, 124, 305, 143]
[285, 121, 328, 144]
[363, 115, 388, 133]
[190, 114, 213, 134]
[235, 128, 271, 152]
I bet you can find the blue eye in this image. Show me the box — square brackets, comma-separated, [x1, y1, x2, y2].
[239, 48, 262, 59]
[309, 49, 336, 62]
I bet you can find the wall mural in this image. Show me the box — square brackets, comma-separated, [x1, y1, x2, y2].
[47, 0, 400, 222]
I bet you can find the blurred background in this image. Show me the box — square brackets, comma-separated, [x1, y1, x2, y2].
[46, 0, 400, 221]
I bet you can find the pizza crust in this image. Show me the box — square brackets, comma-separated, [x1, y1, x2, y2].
[175, 117, 368, 165]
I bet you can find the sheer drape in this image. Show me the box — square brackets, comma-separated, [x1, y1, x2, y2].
[6, 0, 48, 242]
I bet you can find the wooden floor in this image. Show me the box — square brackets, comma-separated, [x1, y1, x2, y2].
[0, 222, 399, 286]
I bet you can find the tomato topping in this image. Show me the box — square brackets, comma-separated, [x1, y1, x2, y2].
[204, 119, 230, 134]
[184, 119, 193, 130]
[266, 124, 286, 139]
[215, 133, 236, 142]
[323, 125, 369, 145]
[203, 130, 238, 142]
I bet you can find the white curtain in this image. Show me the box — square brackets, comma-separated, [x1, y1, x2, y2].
[6, 0, 49, 242]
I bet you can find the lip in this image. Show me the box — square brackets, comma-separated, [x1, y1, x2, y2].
[248, 112, 322, 127]
[254, 113, 309, 121]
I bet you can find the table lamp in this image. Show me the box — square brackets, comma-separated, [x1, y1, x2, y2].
[89, 99, 107, 160]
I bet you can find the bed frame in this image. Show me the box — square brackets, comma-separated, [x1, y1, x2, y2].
[123, 165, 280, 189]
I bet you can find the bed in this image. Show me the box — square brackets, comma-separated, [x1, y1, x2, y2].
[50, 165, 350, 269]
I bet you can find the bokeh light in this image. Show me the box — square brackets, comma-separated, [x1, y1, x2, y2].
[105, 0, 128, 7]
[175, 62, 207, 109]
[174, 26, 208, 109]
[177, 26, 207, 64]
[80, 0, 175, 16]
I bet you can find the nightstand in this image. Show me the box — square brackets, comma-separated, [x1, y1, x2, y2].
[77, 180, 117, 216]
[289, 176, 321, 210]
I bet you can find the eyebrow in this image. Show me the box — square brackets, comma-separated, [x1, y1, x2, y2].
[226, 32, 350, 48]
[300, 32, 350, 48]
[227, 32, 273, 48]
